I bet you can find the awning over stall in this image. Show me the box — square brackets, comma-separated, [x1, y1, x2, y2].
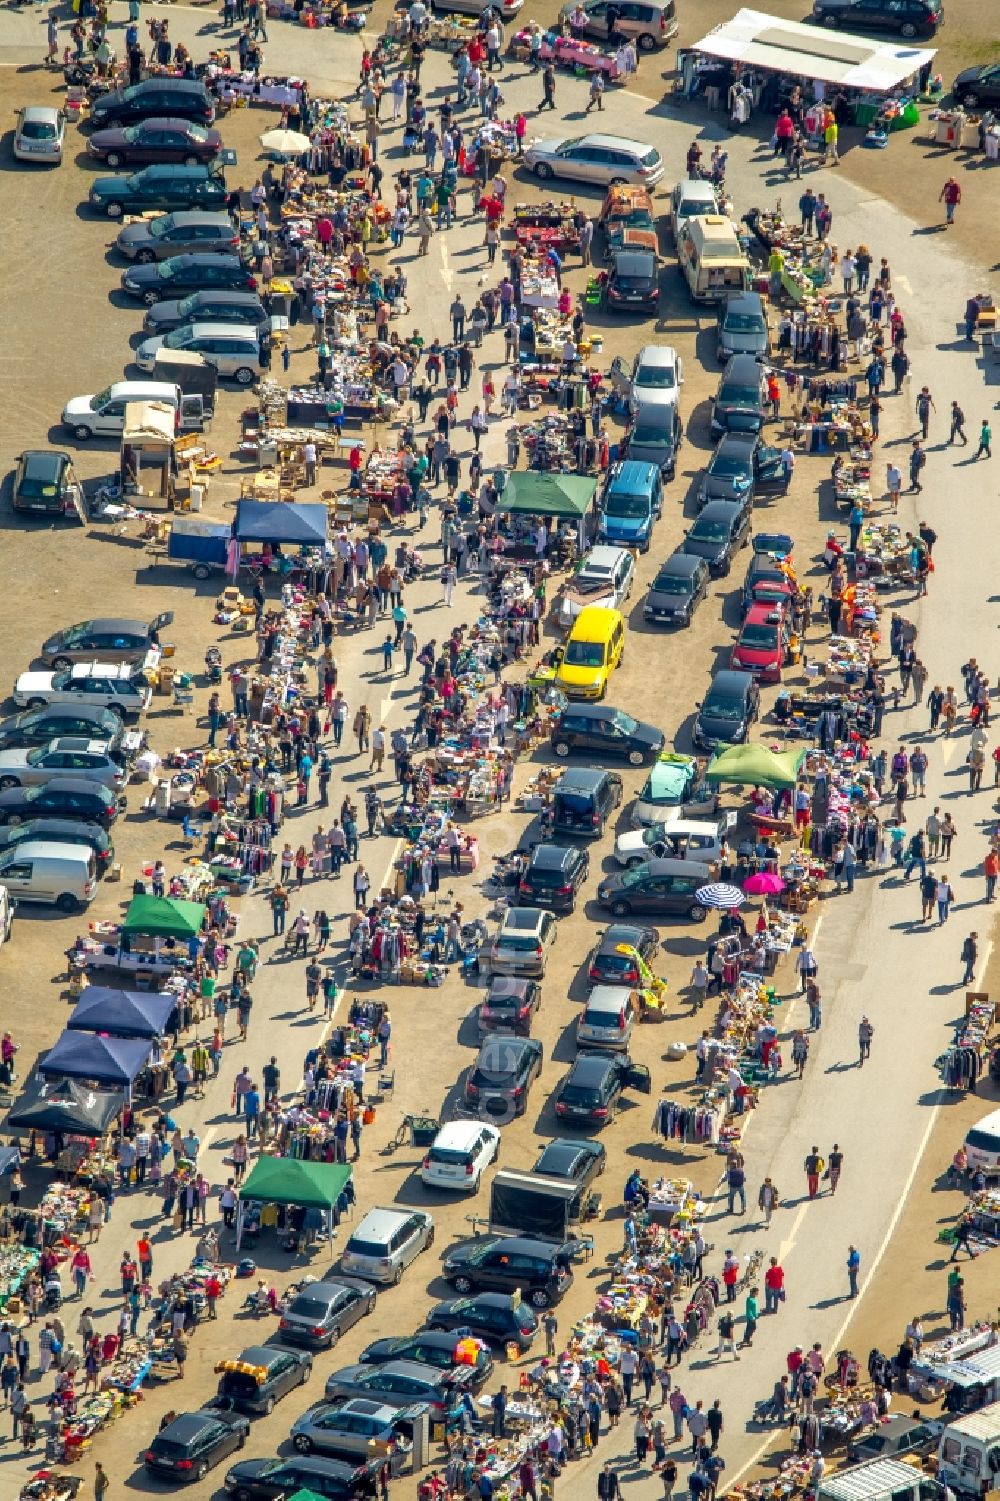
[704, 743, 806, 789]
[121, 894, 206, 939]
[233, 501, 329, 546]
[501, 472, 598, 519]
[67, 986, 176, 1040]
[235, 1158, 353, 1249]
[690, 9, 934, 92]
[6, 1076, 124, 1135]
[38, 1031, 153, 1087]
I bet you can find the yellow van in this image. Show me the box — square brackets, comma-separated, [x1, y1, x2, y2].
[555, 605, 625, 700]
[676, 214, 750, 304]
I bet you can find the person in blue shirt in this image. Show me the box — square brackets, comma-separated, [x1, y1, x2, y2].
[847, 1244, 861, 1298]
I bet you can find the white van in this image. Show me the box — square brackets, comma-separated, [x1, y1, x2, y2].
[964, 1110, 1000, 1174]
[676, 215, 750, 304]
[577, 985, 637, 1051]
[668, 177, 719, 240]
[938, 1401, 1000, 1496]
[0, 886, 13, 949]
[818, 1458, 943, 1501]
[614, 815, 735, 870]
[61, 380, 206, 441]
[0, 841, 98, 913]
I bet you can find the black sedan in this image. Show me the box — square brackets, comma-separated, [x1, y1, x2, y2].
[426, 1293, 539, 1352]
[587, 923, 658, 986]
[533, 1137, 606, 1189]
[550, 704, 664, 765]
[224, 1455, 381, 1501]
[0, 777, 122, 829]
[0, 703, 122, 750]
[643, 552, 710, 628]
[121, 253, 257, 306]
[680, 499, 752, 577]
[143, 290, 269, 336]
[88, 118, 223, 168]
[358, 1328, 494, 1388]
[145, 1408, 250, 1484]
[812, 0, 941, 36]
[697, 434, 786, 509]
[953, 63, 1000, 107]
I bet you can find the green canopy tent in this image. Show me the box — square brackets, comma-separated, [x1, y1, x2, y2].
[703, 743, 806, 790]
[121, 895, 207, 939]
[501, 471, 598, 519]
[235, 1157, 353, 1250]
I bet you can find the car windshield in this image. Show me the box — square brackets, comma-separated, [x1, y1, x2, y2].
[188, 126, 208, 142]
[159, 260, 178, 280]
[691, 518, 729, 541]
[92, 386, 114, 410]
[148, 215, 174, 239]
[124, 173, 144, 190]
[635, 363, 675, 389]
[653, 572, 690, 595]
[720, 382, 758, 406]
[630, 424, 669, 447]
[164, 326, 197, 349]
[22, 119, 58, 140]
[610, 709, 638, 733]
[25, 748, 48, 767]
[641, 148, 660, 167]
[290, 1295, 332, 1318]
[724, 312, 765, 333]
[605, 492, 650, 517]
[711, 454, 750, 478]
[18, 459, 62, 498]
[564, 642, 606, 667]
[557, 138, 584, 156]
[678, 197, 710, 217]
[703, 693, 742, 720]
[740, 623, 778, 649]
[622, 867, 650, 889]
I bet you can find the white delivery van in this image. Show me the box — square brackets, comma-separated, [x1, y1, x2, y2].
[938, 1400, 1000, 1495]
[964, 1110, 1000, 1175]
[0, 842, 98, 913]
[676, 215, 750, 304]
[0, 886, 13, 949]
[818, 1458, 943, 1501]
[614, 813, 735, 869]
[61, 380, 206, 440]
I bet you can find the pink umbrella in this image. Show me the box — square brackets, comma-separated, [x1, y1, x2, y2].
[743, 871, 785, 896]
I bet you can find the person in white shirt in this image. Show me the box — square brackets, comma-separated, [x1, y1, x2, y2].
[303, 441, 317, 487]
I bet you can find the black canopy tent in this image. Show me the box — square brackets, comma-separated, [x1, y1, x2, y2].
[37, 1031, 153, 1092]
[66, 986, 176, 1040]
[233, 501, 328, 546]
[6, 1076, 124, 1135]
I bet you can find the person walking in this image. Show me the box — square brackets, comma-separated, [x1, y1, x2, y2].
[939, 175, 961, 226]
[539, 61, 556, 109]
[94, 1464, 110, 1501]
[909, 440, 926, 494]
[791, 1030, 810, 1080]
[985, 849, 999, 902]
[758, 1177, 779, 1227]
[915, 386, 935, 439]
[974, 419, 992, 460]
[936, 873, 955, 923]
[949, 401, 968, 445]
[726, 1158, 746, 1216]
[962, 932, 979, 985]
[847, 1245, 861, 1298]
[597, 1462, 621, 1501]
[858, 1015, 874, 1065]
[885, 462, 902, 511]
[804, 1146, 823, 1200]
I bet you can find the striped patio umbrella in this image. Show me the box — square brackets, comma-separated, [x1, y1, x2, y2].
[695, 882, 745, 909]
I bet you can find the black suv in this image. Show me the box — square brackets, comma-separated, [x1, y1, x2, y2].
[692, 668, 760, 752]
[697, 434, 785, 509]
[442, 1236, 575, 1308]
[710, 353, 769, 436]
[122, 253, 256, 306]
[680, 498, 752, 577]
[812, 0, 941, 37]
[215, 1345, 311, 1416]
[597, 858, 710, 921]
[426, 1293, 539, 1351]
[587, 923, 658, 986]
[0, 818, 113, 875]
[605, 248, 659, 313]
[89, 78, 215, 130]
[554, 1050, 651, 1127]
[144, 290, 269, 336]
[478, 976, 542, 1037]
[223, 1455, 381, 1501]
[462, 1036, 544, 1120]
[518, 843, 589, 913]
[549, 767, 623, 839]
[145, 1408, 251, 1483]
[358, 1329, 494, 1388]
[533, 1138, 606, 1188]
[644, 552, 709, 628]
[551, 705, 663, 765]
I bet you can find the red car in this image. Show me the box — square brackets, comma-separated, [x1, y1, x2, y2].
[88, 117, 223, 168]
[731, 602, 789, 683]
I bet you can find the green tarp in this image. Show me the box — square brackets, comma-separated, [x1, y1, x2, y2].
[502, 471, 597, 519]
[121, 894, 206, 939]
[238, 1156, 352, 1209]
[703, 743, 805, 789]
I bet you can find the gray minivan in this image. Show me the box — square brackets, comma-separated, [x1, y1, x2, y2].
[135, 323, 263, 385]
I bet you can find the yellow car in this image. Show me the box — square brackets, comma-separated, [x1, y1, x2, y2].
[554, 605, 625, 700]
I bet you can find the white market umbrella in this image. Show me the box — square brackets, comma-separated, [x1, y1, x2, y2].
[695, 883, 745, 910]
[259, 128, 310, 157]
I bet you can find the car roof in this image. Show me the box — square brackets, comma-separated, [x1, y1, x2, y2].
[450, 1291, 528, 1310]
[55, 618, 147, 635]
[696, 501, 744, 522]
[556, 767, 607, 792]
[487, 975, 535, 998]
[279, 1456, 372, 1480]
[723, 291, 765, 315]
[334, 1399, 399, 1421]
[353, 1206, 420, 1237]
[656, 552, 704, 579]
[580, 542, 633, 568]
[1, 840, 98, 862]
[722, 353, 764, 378]
[529, 843, 577, 870]
[128, 115, 205, 130]
[606, 463, 657, 491]
[68, 662, 137, 679]
[133, 162, 215, 179]
[612, 249, 656, 272]
[20, 450, 71, 478]
[479, 1237, 561, 1257]
[159, 1410, 222, 1440]
[585, 984, 635, 1009]
[43, 739, 114, 754]
[500, 906, 548, 932]
[535, 1139, 600, 1172]
[579, 132, 654, 153]
[18, 703, 116, 723]
[182, 290, 263, 306]
[744, 603, 784, 626]
[158, 212, 233, 229]
[180, 321, 261, 340]
[21, 105, 63, 125]
[0, 777, 111, 797]
[715, 433, 757, 456]
[706, 669, 755, 694]
[235, 1345, 289, 1368]
[635, 345, 678, 368]
[674, 177, 717, 199]
[290, 1279, 358, 1303]
[431, 1120, 494, 1151]
[600, 922, 655, 946]
[477, 1035, 537, 1063]
[366, 1360, 450, 1382]
[569, 1053, 618, 1083]
[165, 252, 244, 269]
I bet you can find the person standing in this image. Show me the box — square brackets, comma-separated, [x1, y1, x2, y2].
[885, 462, 902, 511]
[939, 175, 961, 226]
[758, 1177, 779, 1227]
[847, 1245, 861, 1298]
[828, 1143, 844, 1195]
[94, 1463, 110, 1501]
[763, 1257, 784, 1314]
[915, 386, 936, 440]
[597, 1462, 621, 1501]
[858, 1016, 874, 1064]
[984, 849, 998, 902]
[961, 932, 979, 985]
[936, 873, 955, 923]
[909, 440, 926, 494]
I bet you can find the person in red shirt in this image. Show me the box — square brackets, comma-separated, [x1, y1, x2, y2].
[722, 1250, 739, 1303]
[763, 1256, 784, 1314]
[786, 1344, 804, 1398]
[204, 1274, 223, 1319]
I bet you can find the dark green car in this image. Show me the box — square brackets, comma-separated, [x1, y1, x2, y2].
[88, 163, 226, 219]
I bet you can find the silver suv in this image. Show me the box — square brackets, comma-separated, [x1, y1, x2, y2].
[116, 211, 238, 263]
[340, 1208, 434, 1285]
[560, 0, 677, 49]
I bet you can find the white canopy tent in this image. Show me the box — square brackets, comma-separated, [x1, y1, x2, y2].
[689, 8, 934, 93]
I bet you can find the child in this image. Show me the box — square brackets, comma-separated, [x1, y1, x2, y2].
[382, 636, 394, 673]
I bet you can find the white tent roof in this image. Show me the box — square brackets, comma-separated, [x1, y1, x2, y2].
[691, 8, 934, 92]
[122, 400, 175, 446]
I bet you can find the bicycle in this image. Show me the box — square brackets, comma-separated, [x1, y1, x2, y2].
[381, 1111, 440, 1155]
[739, 1248, 764, 1291]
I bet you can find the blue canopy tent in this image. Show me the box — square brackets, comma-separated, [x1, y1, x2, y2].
[233, 501, 328, 547]
[0, 1146, 21, 1175]
[67, 987, 175, 1040]
[6, 1077, 124, 1135]
[38, 1032, 152, 1093]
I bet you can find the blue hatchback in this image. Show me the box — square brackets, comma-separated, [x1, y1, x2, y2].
[598, 460, 662, 551]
